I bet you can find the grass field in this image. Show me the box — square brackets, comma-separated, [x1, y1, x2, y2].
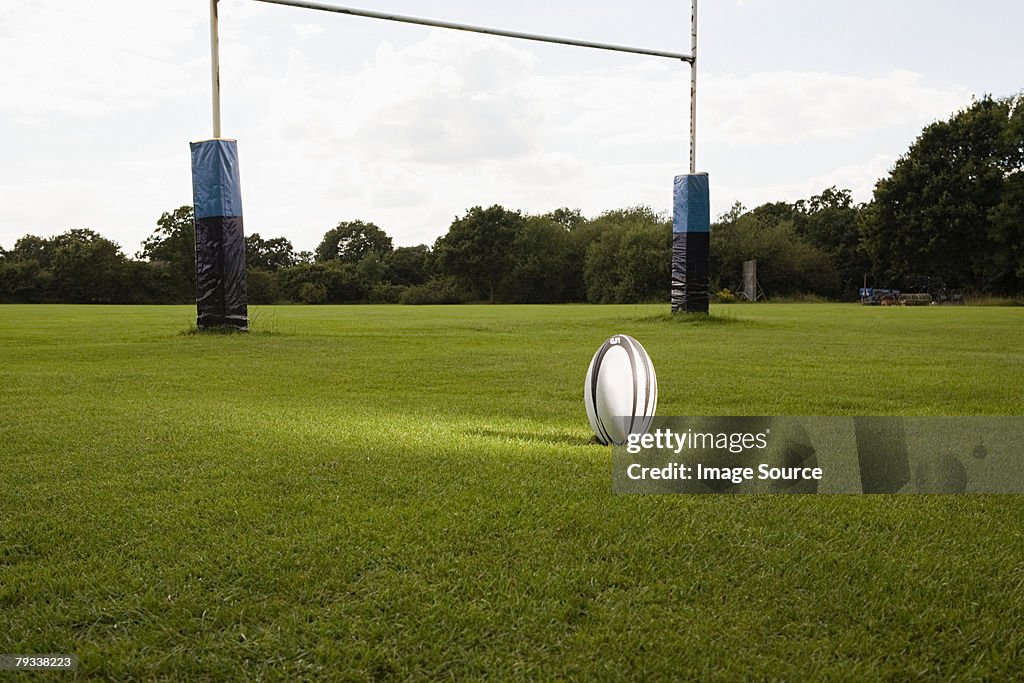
[2, 303, 1023, 680]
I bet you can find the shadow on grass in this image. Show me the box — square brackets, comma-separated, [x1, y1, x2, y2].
[634, 311, 750, 326]
[178, 325, 246, 336]
[177, 325, 287, 337]
[466, 427, 600, 448]
[176, 306, 289, 336]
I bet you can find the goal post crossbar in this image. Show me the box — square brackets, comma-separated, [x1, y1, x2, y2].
[250, 0, 695, 63]
[213, 0, 699, 171]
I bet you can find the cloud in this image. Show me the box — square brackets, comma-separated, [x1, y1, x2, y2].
[0, 3, 976, 252]
[714, 154, 899, 215]
[699, 70, 970, 212]
[0, 2, 204, 119]
[293, 23, 325, 41]
[705, 69, 968, 146]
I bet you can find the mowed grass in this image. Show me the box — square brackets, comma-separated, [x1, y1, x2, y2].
[1, 303, 1023, 680]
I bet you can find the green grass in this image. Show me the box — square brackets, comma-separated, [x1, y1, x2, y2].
[1, 303, 1023, 680]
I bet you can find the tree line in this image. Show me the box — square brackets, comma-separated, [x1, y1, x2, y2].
[1, 93, 1021, 305]
[0, 204, 673, 305]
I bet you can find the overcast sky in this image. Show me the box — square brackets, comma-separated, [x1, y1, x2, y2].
[1, 0, 1022, 253]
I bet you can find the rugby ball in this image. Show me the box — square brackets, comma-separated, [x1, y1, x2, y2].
[584, 334, 658, 445]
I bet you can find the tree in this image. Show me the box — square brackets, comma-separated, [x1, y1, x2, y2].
[711, 208, 838, 297]
[747, 201, 799, 227]
[582, 207, 670, 304]
[2, 231, 145, 303]
[562, 211, 609, 302]
[546, 207, 586, 231]
[530, 208, 591, 302]
[502, 215, 575, 303]
[138, 206, 196, 302]
[717, 201, 747, 224]
[316, 220, 393, 264]
[862, 95, 1023, 293]
[793, 187, 869, 297]
[433, 205, 524, 302]
[246, 233, 297, 271]
[0, 259, 47, 303]
[355, 252, 385, 290]
[48, 229, 129, 303]
[2, 235, 55, 301]
[9, 235, 56, 269]
[382, 245, 431, 287]
[990, 94, 1024, 286]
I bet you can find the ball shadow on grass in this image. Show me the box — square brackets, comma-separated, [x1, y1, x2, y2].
[465, 426, 598, 447]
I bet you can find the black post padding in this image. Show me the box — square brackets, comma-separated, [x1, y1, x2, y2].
[671, 174, 710, 314]
[195, 216, 248, 329]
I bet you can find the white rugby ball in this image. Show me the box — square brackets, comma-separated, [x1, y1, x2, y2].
[584, 334, 658, 445]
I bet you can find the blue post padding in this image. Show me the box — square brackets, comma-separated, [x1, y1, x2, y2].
[190, 139, 243, 219]
[672, 173, 710, 233]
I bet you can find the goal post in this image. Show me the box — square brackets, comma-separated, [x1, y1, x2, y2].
[196, 0, 707, 316]
[671, 0, 709, 314]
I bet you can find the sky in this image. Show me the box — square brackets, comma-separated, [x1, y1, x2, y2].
[1, 0, 1022, 254]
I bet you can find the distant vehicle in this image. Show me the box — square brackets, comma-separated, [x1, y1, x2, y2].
[859, 276, 965, 305]
[859, 288, 900, 305]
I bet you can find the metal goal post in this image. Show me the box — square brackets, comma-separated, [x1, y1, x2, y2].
[194, 0, 707, 322]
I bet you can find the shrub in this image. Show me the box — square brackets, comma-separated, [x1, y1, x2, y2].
[369, 283, 406, 304]
[399, 277, 470, 305]
[298, 282, 327, 304]
[246, 268, 279, 304]
[715, 288, 737, 303]
[276, 262, 365, 303]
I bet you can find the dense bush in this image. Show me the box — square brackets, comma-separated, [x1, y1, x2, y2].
[368, 283, 407, 304]
[398, 277, 471, 305]
[245, 268, 279, 305]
